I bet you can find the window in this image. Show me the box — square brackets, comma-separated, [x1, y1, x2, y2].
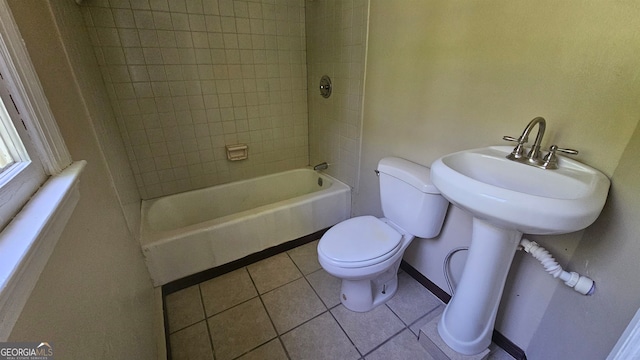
[0, 101, 18, 170]
[0, 0, 85, 341]
[0, 59, 47, 230]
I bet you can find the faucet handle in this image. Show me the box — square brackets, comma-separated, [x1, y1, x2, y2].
[502, 135, 521, 143]
[542, 145, 579, 169]
[503, 135, 526, 160]
[554, 146, 579, 156]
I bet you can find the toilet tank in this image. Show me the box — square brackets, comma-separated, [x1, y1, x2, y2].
[377, 157, 449, 238]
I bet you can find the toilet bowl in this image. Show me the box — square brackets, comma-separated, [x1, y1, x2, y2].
[318, 215, 414, 311]
[317, 157, 449, 312]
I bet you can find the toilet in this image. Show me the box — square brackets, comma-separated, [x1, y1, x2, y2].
[317, 157, 449, 312]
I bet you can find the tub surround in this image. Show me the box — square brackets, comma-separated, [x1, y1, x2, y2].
[306, 1, 368, 189]
[80, 0, 309, 199]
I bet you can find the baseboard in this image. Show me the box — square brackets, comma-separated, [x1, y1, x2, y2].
[160, 233, 525, 360]
[492, 331, 527, 360]
[400, 260, 527, 360]
[400, 260, 451, 304]
[162, 228, 327, 296]
[161, 228, 328, 360]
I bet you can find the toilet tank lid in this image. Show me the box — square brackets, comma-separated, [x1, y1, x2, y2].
[377, 157, 440, 194]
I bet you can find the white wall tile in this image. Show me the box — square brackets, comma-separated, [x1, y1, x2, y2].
[306, 0, 367, 189]
[85, 0, 311, 198]
[133, 10, 155, 29]
[168, 0, 187, 13]
[131, 0, 152, 10]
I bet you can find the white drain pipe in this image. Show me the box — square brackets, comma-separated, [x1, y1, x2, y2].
[520, 238, 595, 295]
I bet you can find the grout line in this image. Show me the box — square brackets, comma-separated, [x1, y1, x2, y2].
[323, 305, 365, 358]
[383, 302, 409, 327]
[164, 284, 210, 335]
[197, 284, 217, 360]
[245, 263, 291, 360]
[277, 309, 330, 338]
[165, 237, 454, 360]
[360, 324, 407, 358]
[282, 242, 365, 356]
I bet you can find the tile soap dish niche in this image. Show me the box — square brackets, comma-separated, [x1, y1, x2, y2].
[226, 144, 248, 161]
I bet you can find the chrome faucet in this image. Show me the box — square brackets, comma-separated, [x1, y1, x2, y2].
[503, 117, 579, 169]
[503, 117, 546, 164]
[313, 162, 329, 171]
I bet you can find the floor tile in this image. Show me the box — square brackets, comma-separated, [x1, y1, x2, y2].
[165, 285, 205, 333]
[365, 329, 435, 360]
[306, 269, 342, 308]
[488, 343, 516, 360]
[236, 338, 289, 360]
[281, 312, 360, 360]
[169, 321, 214, 360]
[409, 305, 444, 336]
[332, 304, 406, 355]
[200, 267, 257, 316]
[386, 271, 443, 325]
[287, 240, 321, 275]
[247, 252, 302, 294]
[262, 277, 326, 334]
[208, 297, 277, 360]
[166, 240, 515, 360]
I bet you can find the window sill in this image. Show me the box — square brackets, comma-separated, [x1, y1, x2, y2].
[0, 160, 86, 340]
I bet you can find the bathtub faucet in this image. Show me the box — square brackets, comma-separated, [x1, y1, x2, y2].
[313, 162, 329, 171]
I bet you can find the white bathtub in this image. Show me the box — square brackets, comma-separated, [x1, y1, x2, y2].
[140, 169, 351, 286]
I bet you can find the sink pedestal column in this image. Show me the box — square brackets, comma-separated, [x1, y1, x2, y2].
[438, 218, 522, 355]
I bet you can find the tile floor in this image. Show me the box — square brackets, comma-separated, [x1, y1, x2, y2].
[164, 240, 514, 360]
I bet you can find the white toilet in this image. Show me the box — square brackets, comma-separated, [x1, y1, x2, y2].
[317, 157, 449, 312]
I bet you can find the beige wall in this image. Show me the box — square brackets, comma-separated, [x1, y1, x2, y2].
[7, 1, 158, 358]
[82, 0, 309, 199]
[529, 122, 640, 359]
[7, 0, 640, 357]
[358, 0, 640, 354]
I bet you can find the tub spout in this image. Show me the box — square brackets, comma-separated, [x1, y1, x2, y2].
[313, 162, 329, 171]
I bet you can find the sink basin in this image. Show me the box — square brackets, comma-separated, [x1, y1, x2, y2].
[429, 145, 610, 356]
[430, 146, 610, 234]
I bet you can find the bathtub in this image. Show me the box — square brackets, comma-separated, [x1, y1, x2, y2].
[140, 169, 351, 286]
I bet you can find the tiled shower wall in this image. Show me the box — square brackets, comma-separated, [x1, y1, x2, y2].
[306, 0, 368, 188]
[82, 0, 308, 199]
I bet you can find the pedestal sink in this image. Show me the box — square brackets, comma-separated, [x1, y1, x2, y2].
[430, 145, 610, 355]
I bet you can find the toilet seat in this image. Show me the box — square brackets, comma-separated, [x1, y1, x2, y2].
[318, 216, 403, 268]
